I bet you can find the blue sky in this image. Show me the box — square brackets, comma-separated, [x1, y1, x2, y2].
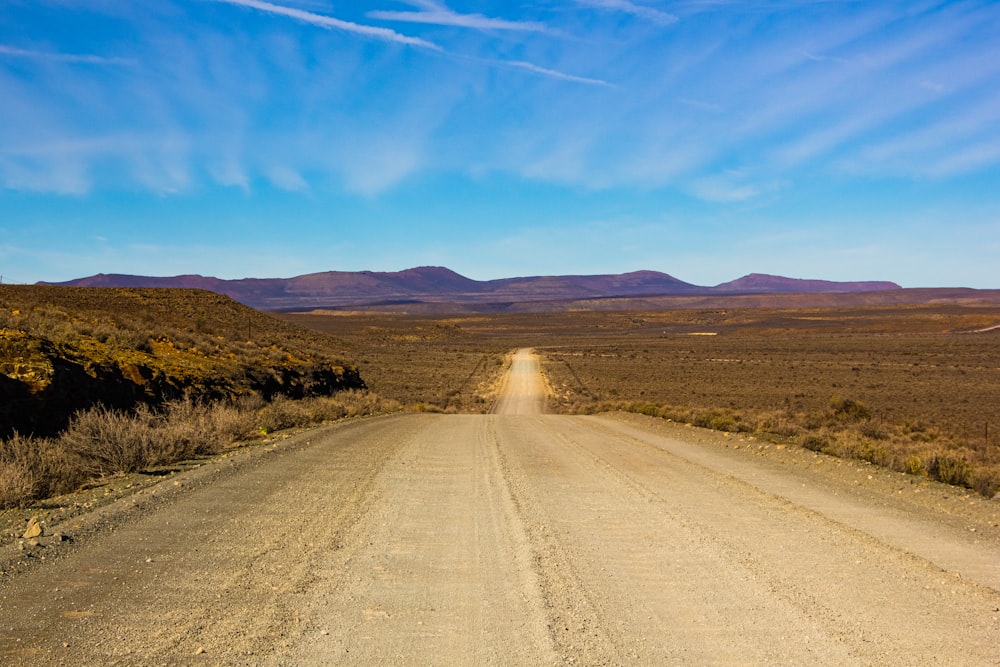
[1, 0, 998, 287]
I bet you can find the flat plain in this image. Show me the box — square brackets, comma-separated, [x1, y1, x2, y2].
[1, 302, 998, 665]
[283, 305, 1000, 424]
[1, 350, 998, 665]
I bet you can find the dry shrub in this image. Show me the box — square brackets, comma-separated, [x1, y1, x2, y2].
[334, 390, 401, 417]
[60, 406, 157, 477]
[842, 437, 892, 468]
[160, 399, 257, 455]
[927, 451, 973, 487]
[692, 408, 748, 433]
[0, 434, 41, 508]
[969, 467, 1000, 498]
[801, 434, 830, 452]
[205, 401, 260, 444]
[10, 391, 398, 508]
[752, 411, 802, 438]
[859, 421, 889, 440]
[409, 402, 447, 414]
[903, 454, 927, 476]
[298, 397, 349, 422]
[829, 397, 873, 422]
[257, 396, 312, 432]
[57, 398, 260, 481]
[257, 391, 401, 430]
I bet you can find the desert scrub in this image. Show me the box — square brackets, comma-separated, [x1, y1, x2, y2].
[0, 434, 44, 508]
[57, 400, 249, 479]
[599, 397, 1000, 497]
[0, 391, 400, 508]
[0, 433, 84, 508]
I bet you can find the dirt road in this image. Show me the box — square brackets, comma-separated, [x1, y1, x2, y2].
[2, 349, 999, 665]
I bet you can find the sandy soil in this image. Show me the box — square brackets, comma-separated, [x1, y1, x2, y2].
[1, 349, 998, 665]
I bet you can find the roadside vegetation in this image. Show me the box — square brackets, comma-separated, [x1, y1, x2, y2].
[0, 392, 399, 509]
[537, 319, 1000, 498]
[287, 306, 1000, 498]
[4, 295, 998, 508]
[0, 286, 395, 509]
[280, 312, 513, 413]
[553, 396, 1000, 498]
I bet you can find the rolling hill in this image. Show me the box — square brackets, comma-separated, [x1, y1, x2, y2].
[42, 267, 904, 312]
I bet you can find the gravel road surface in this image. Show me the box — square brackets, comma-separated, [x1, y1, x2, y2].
[1, 349, 998, 665]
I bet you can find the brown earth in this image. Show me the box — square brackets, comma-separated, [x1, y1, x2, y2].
[280, 305, 1000, 443]
[1, 350, 998, 665]
[278, 306, 1000, 496]
[0, 286, 363, 437]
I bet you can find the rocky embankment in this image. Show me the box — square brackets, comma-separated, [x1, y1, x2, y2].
[0, 329, 363, 437]
[0, 286, 365, 438]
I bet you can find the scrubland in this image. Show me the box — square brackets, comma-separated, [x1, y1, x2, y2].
[3, 294, 999, 511]
[287, 306, 1000, 497]
[0, 287, 387, 509]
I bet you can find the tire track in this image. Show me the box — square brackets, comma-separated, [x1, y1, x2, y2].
[3, 352, 998, 665]
[509, 414, 1000, 664]
[0, 416, 416, 665]
[271, 415, 559, 666]
[484, 415, 624, 665]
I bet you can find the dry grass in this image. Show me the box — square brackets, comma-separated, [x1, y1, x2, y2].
[280, 313, 511, 413]
[286, 306, 1000, 497]
[0, 391, 400, 509]
[0, 286, 388, 508]
[1, 286, 365, 438]
[5, 298, 999, 506]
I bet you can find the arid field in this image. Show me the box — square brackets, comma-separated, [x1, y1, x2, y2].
[2, 296, 999, 665]
[282, 304, 1000, 496]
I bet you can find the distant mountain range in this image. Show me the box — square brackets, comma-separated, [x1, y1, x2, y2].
[42, 267, 904, 312]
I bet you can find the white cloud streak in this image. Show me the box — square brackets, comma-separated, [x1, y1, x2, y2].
[0, 44, 135, 66]
[369, 1, 546, 32]
[209, 0, 440, 50]
[3, 0, 998, 200]
[504, 60, 612, 87]
[573, 0, 678, 26]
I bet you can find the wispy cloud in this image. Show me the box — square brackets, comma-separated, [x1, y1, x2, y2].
[686, 169, 785, 203]
[265, 165, 309, 192]
[0, 44, 135, 67]
[209, 0, 440, 49]
[573, 0, 678, 26]
[369, 1, 546, 32]
[503, 60, 611, 87]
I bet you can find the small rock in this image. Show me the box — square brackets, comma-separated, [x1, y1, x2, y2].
[195, 647, 206, 655]
[22, 516, 44, 539]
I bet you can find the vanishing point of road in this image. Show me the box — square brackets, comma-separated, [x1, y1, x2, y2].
[2, 349, 998, 664]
